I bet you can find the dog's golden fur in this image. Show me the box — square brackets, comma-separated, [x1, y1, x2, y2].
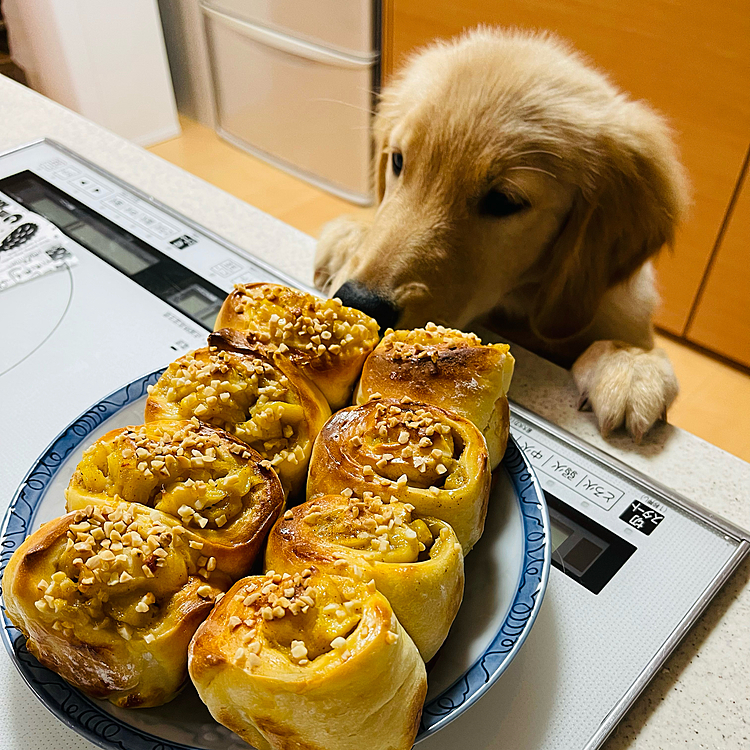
[315, 28, 690, 440]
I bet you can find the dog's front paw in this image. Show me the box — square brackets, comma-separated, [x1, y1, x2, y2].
[315, 216, 369, 293]
[572, 341, 678, 442]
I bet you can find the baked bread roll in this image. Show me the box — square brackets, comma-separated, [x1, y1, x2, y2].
[144, 329, 331, 498]
[188, 567, 426, 750]
[265, 492, 464, 661]
[307, 398, 490, 554]
[355, 324, 515, 469]
[2, 500, 226, 708]
[66, 419, 284, 579]
[214, 283, 380, 409]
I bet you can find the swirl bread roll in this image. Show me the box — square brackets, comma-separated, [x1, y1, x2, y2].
[66, 419, 284, 579]
[188, 567, 426, 750]
[307, 399, 490, 554]
[2, 500, 227, 708]
[265, 493, 463, 661]
[214, 283, 380, 409]
[144, 329, 331, 498]
[355, 324, 515, 469]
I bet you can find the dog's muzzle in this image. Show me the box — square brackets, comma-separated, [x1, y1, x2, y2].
[332, 281, 400, 330]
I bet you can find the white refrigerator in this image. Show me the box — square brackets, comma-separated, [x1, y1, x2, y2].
[3, 0, 180, 146]
[198, 0, 380, 205]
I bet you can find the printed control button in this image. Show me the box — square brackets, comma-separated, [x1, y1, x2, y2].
[70, 177, 95, 191]
[151, 222, 177, 239]
[211, 259, 244, 277]
[104, 196, 128, 210]
[138, 213, 157, 228]
[87, 184, 111, 198]
[619, 501, 664, 535]
[40, 158, 66, 171]
[170, 234, 198, 249]
[68, 176, 111, 198]
[53, 166, 80, 180]
[102, 195, 178, 239]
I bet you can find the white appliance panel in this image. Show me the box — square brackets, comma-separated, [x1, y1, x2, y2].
[203, 4, 374, 203]
[206, 0, 377, 56]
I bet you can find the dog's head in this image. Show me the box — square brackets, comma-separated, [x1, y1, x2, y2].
[314, 28, 689, 337]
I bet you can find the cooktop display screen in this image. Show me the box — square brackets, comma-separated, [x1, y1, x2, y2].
[0, 171, 225, 331]
[546, 490, 636, 594]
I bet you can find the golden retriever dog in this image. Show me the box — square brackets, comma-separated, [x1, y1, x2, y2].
[314, 27, 689, 442]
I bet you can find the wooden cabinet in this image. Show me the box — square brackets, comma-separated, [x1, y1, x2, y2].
[686, 150, 750, 367]
[383, 0, 750, 366]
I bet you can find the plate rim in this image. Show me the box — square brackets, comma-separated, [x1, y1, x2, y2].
[417, 429, 551, 740]
[0, 370, 551, 750]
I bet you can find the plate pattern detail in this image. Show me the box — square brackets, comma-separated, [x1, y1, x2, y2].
[418, 438, 549, 738]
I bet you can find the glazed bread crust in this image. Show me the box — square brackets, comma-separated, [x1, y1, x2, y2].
[188, 569, 427, 750]
[144, 330, 331, 498]
[307, 399, 491, 554]
[214, 283, 380, 410]
[265, 493, 464, 661]
[356, 324, 514, 469]
[2, 502, 226, 708]
[65, 419, 284, 580]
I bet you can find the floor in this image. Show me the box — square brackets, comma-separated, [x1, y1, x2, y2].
[148, 117, 750, 464]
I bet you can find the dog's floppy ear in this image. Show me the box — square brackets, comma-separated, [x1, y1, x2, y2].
[373, 64, 410, 204]
[372, 105, 394, 204]
[530, 102, 689, 341]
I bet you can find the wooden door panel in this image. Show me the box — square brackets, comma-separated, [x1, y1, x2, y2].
[686, 150, 750, 367]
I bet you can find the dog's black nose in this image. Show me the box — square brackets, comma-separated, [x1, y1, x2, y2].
[333, 281, 400, 330]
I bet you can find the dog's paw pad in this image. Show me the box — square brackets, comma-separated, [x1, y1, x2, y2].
[573, 342, 678, 442]
[314, 216, 369, 293]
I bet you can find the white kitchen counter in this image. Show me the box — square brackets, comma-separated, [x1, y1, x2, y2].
[0, 75, 747, 750]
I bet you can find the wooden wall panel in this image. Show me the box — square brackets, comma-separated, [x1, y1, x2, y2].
[388, 0, 750, 338]
[686, 150, 750, 367]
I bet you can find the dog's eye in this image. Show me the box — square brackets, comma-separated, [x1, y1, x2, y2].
[479, 189, 529, 218]
[391, 151, 403, 177]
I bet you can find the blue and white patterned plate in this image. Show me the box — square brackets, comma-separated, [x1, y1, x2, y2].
[0, 371, 550, 750]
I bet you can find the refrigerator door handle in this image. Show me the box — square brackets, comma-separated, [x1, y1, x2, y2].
[200, 2, 377, 69]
